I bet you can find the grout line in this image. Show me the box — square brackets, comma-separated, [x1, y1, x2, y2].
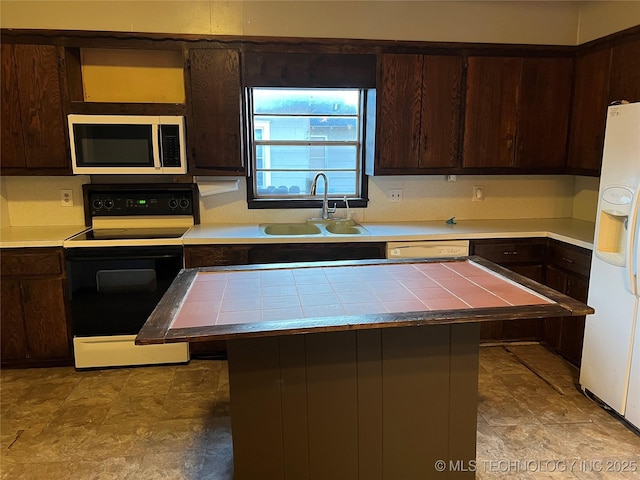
[503, 345, 567, 395]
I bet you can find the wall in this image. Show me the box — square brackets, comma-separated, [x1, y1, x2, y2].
[1, 1, 581, 44]
[572, 176, 600, 222]
[1, 178, 10, 228]
[578, 1, 640, 44]
[2, 1, 631, 227]
[3, 177, 88, 227]
[198, 175, 575, 224]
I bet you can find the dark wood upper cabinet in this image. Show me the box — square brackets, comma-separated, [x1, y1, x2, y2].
[1, 44, 69, 174]
[187, 48, 245, 175]
[608, 37, 640, 104]
[463, 57, 520, 169]
[566, 49, 612, 173]
[516, 57, 573, 169]
[420, 55, 462, 169]
[463, 56, 572, 171]
[1, 44, 26, 169]
[375, 53, 461, 173]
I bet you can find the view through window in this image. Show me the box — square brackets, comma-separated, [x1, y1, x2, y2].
[249, 88, 363, 202]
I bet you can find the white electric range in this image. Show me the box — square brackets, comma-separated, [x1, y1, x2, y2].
[64, 184, 198, 368]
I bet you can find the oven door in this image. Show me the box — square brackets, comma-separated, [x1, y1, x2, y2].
[65, 246, 189, 368]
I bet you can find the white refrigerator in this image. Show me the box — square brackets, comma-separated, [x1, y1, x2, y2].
[580, 101, 640, 430]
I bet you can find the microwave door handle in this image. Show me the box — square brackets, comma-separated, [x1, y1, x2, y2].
[153, 125, 161, 170]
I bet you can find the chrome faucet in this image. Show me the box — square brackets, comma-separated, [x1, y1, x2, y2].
[310, 171, 336, 220]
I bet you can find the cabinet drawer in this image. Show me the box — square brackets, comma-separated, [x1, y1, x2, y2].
[472, 240, 544, 264]
[546, 241, 591, 277]
[1, 250, 62, 276]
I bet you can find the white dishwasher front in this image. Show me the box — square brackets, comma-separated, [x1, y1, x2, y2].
[386, 240, 470, 259]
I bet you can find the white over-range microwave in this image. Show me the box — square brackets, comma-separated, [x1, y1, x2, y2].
[68, 114, 187, 175]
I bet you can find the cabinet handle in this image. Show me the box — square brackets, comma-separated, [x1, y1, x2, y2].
[561, 257, 574, 264]
[503, 251, 519, 255]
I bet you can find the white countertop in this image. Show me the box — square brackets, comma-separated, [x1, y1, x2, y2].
[0, 225, 89, 248]
[0, 218, 595, 250]
[184, 218, 595, 250]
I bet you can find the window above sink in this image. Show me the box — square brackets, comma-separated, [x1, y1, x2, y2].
[247, 88, 371, 211]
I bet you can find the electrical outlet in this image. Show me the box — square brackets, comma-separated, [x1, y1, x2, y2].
[389, 188, 402, 203]
[472, 185, 485, 202]
[60, 189, 73, 207]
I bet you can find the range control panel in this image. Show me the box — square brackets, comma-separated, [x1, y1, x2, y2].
[88, 189, 194, 217]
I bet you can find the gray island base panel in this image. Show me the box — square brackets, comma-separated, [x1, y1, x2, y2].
[136, 257, 593, 480]
[228, 323, 480, 480]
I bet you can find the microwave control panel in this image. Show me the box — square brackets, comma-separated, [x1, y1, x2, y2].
[160, 125, 181, 167]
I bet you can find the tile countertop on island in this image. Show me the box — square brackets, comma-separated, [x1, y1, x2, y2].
[0, 225, 89, 248]
[183, 218, 596, 250]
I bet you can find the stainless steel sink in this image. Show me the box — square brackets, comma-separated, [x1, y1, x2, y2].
[260, 220, 369, 236]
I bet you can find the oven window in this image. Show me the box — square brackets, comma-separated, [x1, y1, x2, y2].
[73, 124, 153, 166]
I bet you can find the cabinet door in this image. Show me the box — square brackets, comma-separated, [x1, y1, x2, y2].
[543, 265, 567, 351]
[0, 279, 28, 360]
[608, 38, 640, 104]
[463, 57, 520, 168]
[502, 264, 544, 340]
[22, 277, 70, 359]
[420, 55, 462, 168]
[516, 57, 573, 169]
[188, 48, 245, 175]
[566, 49, 611, 173]
[377, 54, 423, 170]
[14, 44, 68, 170]
[559, 274, 589, 366]
[1, 44, 26, 168]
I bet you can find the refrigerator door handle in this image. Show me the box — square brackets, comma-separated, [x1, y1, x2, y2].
[627, 187, 640, 296]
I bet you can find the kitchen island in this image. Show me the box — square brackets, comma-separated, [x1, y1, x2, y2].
[136, 257, 593, 479]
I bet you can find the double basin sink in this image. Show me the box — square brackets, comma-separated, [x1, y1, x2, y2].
[260, 219, 370, 236]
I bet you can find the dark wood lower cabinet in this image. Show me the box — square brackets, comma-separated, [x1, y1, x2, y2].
[470, 238, 592, 366]
[184, 242, 387, 357]
[542, 241, 591, 366]
[470, 238, 546, 342]
[1, 248, 72, 367]
[185, 243, 386, 268]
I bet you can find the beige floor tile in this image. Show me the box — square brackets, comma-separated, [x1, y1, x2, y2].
[1, 346, 638, 480]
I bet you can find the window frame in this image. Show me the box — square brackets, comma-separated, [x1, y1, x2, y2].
[245, 87, 370, 210]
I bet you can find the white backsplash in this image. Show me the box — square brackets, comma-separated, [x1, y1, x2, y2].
[198, 175, 580, 225]
[3, 176, 89, 227]
[1, 174, 594, 228]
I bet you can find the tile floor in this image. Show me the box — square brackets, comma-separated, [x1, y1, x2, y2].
[1, 344, 639, 479]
